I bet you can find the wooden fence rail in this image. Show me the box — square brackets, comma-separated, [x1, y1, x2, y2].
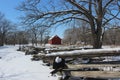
[39, 48, 120, 79]
[71, 71, 120, 78]
[68, 64, 120, 68]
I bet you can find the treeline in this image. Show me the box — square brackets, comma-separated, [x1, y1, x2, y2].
[0, 26, 50, 46]
[0, 12, 29, 46]
[0, 12, 50, 46]
[104, 28, 120, 45]
[62, 25, 120, 46]
[0, 12, 15, 46]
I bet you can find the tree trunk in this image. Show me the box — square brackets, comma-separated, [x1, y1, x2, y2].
[0, 35, 5, 46]
[92, 28, 102, 49]
[92, 34, 102, 49]
[0, 41, 4, 46]
[0, 40, 3, 46]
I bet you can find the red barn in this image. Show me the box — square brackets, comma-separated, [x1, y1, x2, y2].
[48, 35, 62, 45]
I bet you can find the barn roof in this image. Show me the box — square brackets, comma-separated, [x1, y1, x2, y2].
[49, 35, 61, 40]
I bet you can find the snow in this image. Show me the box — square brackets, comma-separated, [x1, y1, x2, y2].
[0, 45, 58, 80]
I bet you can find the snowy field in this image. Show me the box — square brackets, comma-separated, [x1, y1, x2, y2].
[0, 45, 58, 80]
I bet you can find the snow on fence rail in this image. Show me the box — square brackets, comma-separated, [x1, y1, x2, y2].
[45, 48, 120, 58]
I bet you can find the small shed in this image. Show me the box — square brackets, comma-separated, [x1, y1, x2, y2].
[48, 35, 62, 45]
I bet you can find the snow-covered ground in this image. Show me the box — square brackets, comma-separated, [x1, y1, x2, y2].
[0, 45, 58, 80]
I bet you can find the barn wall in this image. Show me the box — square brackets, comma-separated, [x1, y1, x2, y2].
[48, 36, 61, 45]
[52, 37, 61, 44]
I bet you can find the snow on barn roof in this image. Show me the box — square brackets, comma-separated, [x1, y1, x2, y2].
[49, 35, 61, 40]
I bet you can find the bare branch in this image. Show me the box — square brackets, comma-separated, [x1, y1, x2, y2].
[103, 11, 120, 26]
[67, 0, 89, 13]
[49, 16, 90, 26]
[103, 0, 114, 11]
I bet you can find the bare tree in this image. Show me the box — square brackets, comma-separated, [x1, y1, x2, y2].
[103, 24, 120, 45]
[63, 21, 92, 45]
[17, 0, 120, 48]
[63, 28, 74, 45]
[6, 32, 17, 45]
[16, 31, 29, 46]
[28, 26, 39, 46]
[27, 24, 50, 46]
[0, 12, 13, 46]
[5, 25, 18, 45]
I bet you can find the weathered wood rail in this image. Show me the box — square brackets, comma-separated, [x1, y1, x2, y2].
[68, 64, 120, 68]
[71, 71, 120, 78]
[68, 64, 120, 78]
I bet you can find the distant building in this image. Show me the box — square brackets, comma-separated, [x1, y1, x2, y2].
[48, 35, 62, 45]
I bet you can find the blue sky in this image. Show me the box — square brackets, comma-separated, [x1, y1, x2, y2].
[0, 0, 24, 23]
[0, 0, 66, 38]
